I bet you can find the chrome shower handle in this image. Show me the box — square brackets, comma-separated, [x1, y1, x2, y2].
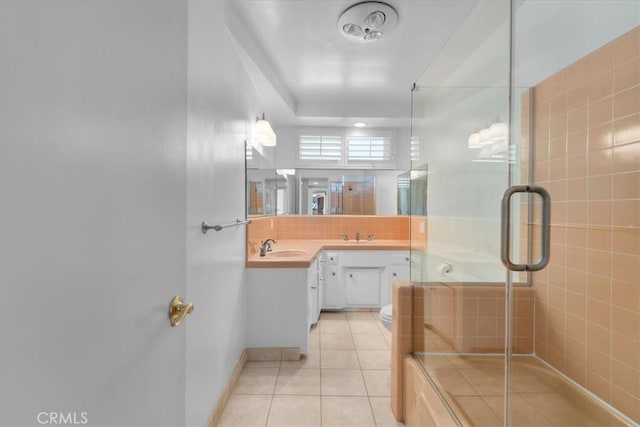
[500, 185, 551, 272]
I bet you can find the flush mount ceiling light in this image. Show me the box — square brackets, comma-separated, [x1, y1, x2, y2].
[337, 1, 399, 42]
[353, 122, 367, 127]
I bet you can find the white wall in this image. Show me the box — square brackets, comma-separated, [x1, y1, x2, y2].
[1, 1, 259, 426]
[1, 1, 189, 425]
[185, 3, 261, 423]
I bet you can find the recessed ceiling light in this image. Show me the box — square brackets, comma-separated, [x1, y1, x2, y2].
[337, 2, 399, 43]
[353, 122, 366, 127]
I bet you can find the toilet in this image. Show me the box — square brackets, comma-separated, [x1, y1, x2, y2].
[379, 304, 392, 332]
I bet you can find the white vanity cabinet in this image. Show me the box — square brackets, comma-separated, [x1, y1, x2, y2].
[247, 260, 319, 354]
[307, 257, 320, 328]
[321, 250, 410, 309]
[391, 253, 411, 279]
[323, 252, 344, 309]
[344, 267, 381, 306]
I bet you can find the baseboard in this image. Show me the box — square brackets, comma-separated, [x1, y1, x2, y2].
[206, 349, 248, 427]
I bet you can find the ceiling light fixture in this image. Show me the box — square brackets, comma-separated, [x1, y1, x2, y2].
[337, 2, 399, 43]
[353, 122, 367, 127]
[468, 118, 509, 150]
[254, 113, 277, 147]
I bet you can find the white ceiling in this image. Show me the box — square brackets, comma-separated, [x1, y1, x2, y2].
[227, 0, 478, 128]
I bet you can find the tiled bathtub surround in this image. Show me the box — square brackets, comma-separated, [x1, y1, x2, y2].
[526, 26, 640, 422]
[246, 215, 410, 256]
[413, 285, 534, 355]
[392, 282, 632, 426]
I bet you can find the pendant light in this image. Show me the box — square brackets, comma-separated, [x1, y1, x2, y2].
[255, 113, 277, 147]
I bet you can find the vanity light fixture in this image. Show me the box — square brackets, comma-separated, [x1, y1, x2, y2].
[276, 169, 296, 177]
[468, 119, 508, 149]
[353, 122, 367, 127]
[488, 120, 508, 141]
[468, 132, 482, 149]
[337, 1, 399, 42]
[255, 113, 277, 147]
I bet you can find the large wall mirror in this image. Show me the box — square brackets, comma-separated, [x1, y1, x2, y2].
[246, 130, 419, 216]
[246, 141, 277, 217]
[247, 164, 419, 216]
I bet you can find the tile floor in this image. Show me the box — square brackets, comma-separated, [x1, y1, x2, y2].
[218, 311, 404, 427]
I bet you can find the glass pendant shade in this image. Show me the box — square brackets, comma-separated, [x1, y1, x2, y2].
[468, 132, 482, 148]
[489, 122, 508, 140]
[255, 115, 277, 147]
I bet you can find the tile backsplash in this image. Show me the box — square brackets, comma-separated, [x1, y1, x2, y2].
[246, 215, 410, 256]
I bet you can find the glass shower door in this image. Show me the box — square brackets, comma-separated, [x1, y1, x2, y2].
[508, 1, 640, 425]
[409, 1, 513, 424]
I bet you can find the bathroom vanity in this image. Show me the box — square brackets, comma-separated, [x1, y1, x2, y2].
[323, 250, 410, 309]
[246, 241, 409, 354]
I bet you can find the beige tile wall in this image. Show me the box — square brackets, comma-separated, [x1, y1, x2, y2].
[413, 285, 534, 355]
[527, 26, 640, 423]
[391, 281, 414, 422]
[246, 215, 410, 256]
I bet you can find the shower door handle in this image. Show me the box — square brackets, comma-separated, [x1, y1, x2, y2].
[500, 185, 551, 272]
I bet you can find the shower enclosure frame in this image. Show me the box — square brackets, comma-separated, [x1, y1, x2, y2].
[408, 1, 639, 426]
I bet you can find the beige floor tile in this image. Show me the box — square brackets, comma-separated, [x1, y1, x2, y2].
[281, 351, 320, 369]
[320, 332, 355, 350]
[369, 397, 404, 427]
[233, 367, 279, 395]
[382, 330, 392, 346]
[362, 369, 391, 396]
[348, 319, 382, 334]
[267, 395, 321, 427]
[321, 396, 376, 426]
[352, 333, 389, 350]
[320, 319, 351, 335]
[320, 349, 360, 369]
[309, 326, 320, 350]
[357, 349, 391, 369]
[320, 311, 347, 320]
[379, 323, 392, 336]
[218, 394, 272, 426]
[274, 368, 320, 395]
[346, 311, 376, 320]
[321, 369, 367, 396]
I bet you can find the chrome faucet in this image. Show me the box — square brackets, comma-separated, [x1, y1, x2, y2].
[260, 238, 277, 256]
[355, 231, 361, 242]
[340, 233, 349, 241]
[367, 233, 374, 241]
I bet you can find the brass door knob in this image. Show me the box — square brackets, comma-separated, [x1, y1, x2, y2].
[169, 296, 194, 327]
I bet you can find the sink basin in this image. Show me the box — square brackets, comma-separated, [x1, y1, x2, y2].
[267, 249, 308, 258]
[342, 240, 374, 244]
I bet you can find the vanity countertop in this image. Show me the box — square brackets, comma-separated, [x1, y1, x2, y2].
[246, 239, 410, 268]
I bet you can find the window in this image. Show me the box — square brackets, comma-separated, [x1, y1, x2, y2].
[346, 135, 393, 163]
[297, 129, 396, 168]
[298, 134, 342, 165]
